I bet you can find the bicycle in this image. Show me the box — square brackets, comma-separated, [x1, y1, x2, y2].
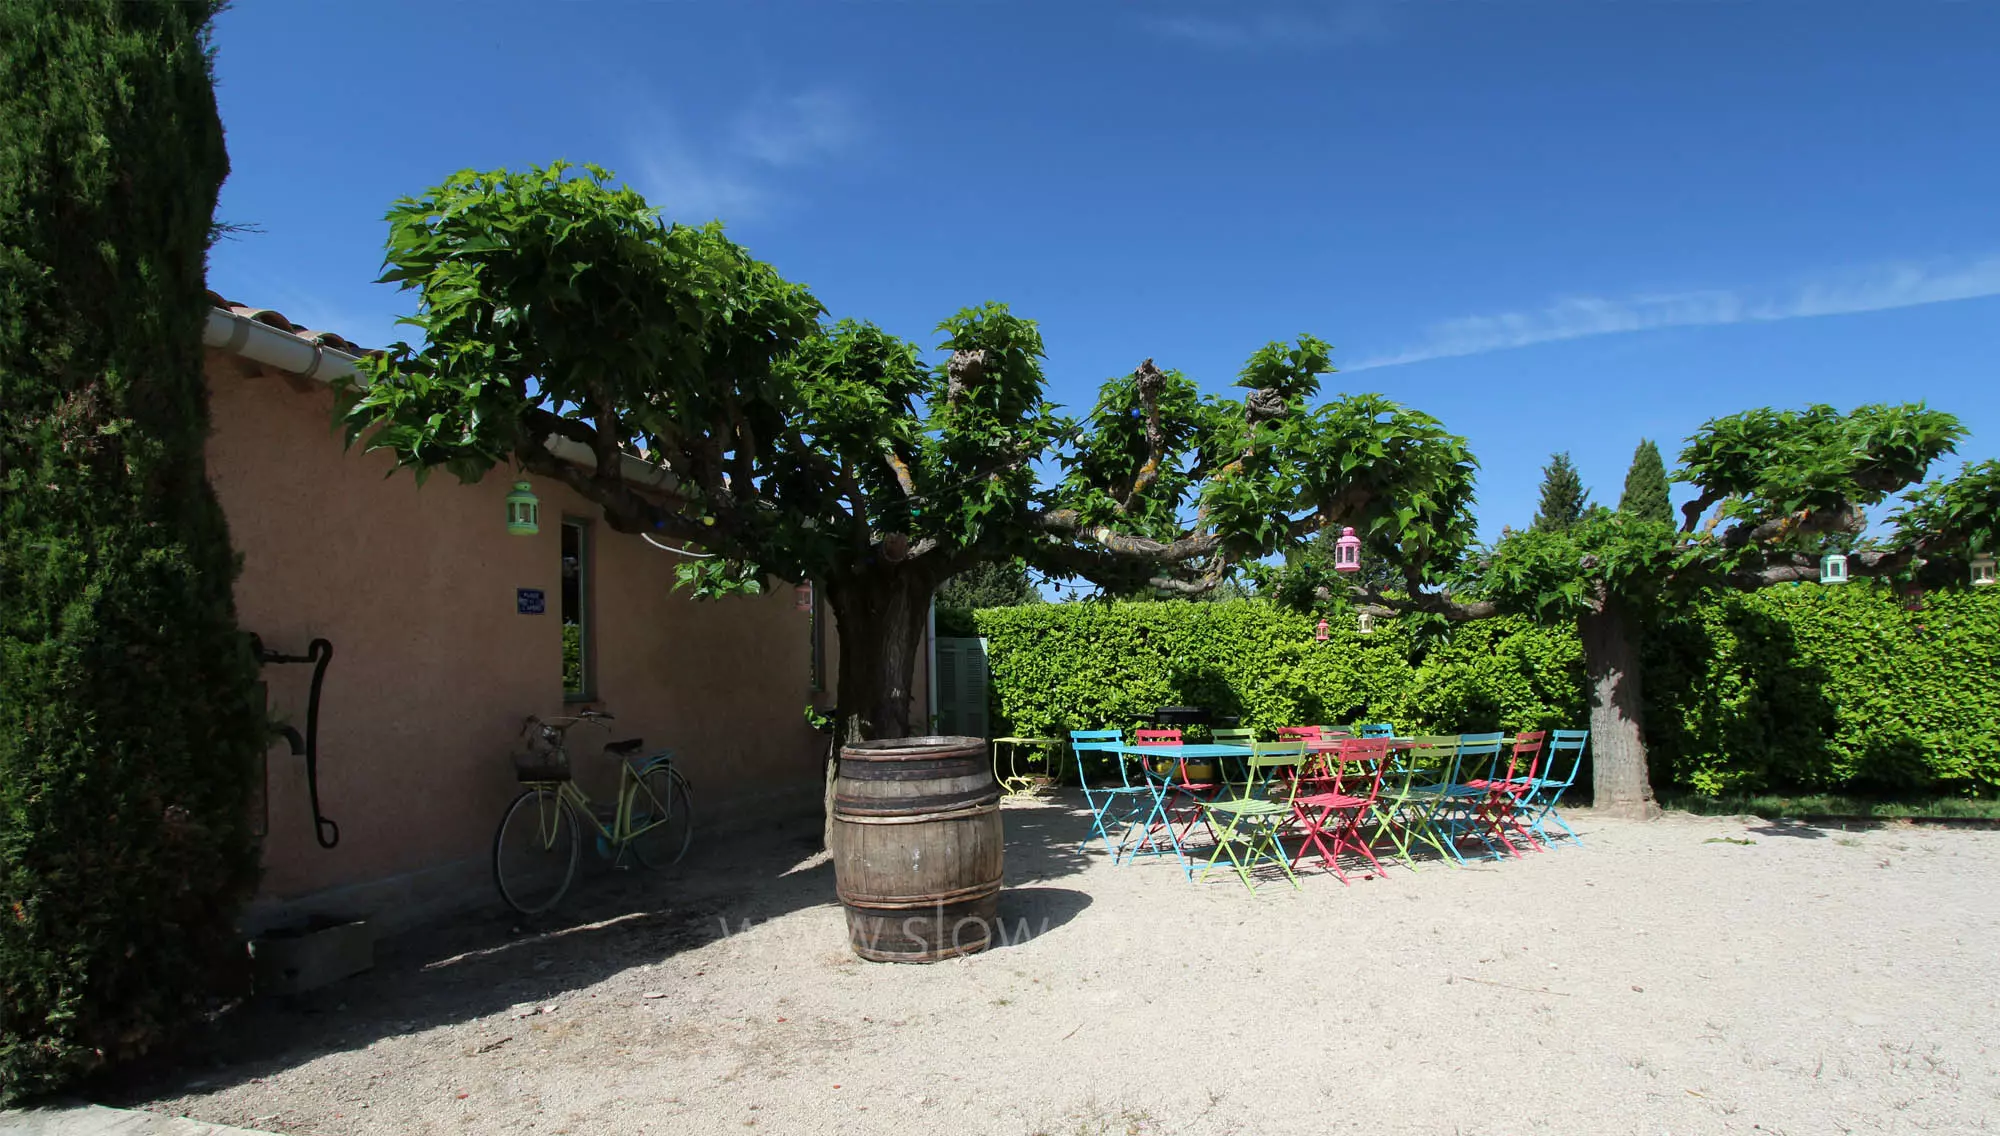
[492, 709, 694, 916]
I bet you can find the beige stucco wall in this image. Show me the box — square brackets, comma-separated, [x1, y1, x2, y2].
[204, 351, 925, 930]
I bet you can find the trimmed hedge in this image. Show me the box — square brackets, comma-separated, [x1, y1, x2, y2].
[1644, 585, 2000, 796]
[975, 587, 2000, 797]
[975, 601, 1582, 740]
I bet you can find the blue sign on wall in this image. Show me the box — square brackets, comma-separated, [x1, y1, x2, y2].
[517, 588, 546, 615]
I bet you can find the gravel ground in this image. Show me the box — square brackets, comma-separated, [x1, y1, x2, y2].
[121, 797, 2000, 1135]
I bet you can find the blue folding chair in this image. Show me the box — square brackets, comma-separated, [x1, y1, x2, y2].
[1070, 729, 1150, 860]
[1521, 729, 1587, 846]
[1443, 733, 1511, 860]
[1358, 722, 1398, 739]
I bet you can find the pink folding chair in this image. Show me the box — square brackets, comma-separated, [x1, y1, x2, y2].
[1289, 736, 1390, 883]
[1465, 730, 1548, 856]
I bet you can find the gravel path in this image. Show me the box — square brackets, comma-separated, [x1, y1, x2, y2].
[122, 799, 2000, 1135]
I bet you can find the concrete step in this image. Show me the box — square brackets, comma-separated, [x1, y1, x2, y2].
[0, 1104, 279, 1136]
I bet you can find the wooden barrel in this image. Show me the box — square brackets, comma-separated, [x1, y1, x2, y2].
[831, 735, 1004, 963]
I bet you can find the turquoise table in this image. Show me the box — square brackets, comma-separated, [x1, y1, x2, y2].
[1110, 742, 1252, 873]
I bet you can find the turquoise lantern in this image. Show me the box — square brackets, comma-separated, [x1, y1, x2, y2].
[1818, 551, 1848, 585]
[505, 481, 540, 536]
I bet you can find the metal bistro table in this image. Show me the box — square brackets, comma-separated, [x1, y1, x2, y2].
[1111, 741, 1252, 876]
[991, 735, 1064, 795]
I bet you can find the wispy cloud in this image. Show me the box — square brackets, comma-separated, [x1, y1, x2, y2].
[631, 87, 862, 224]
[732, 89, 859, 168]
[1145, 4, 1393, 51]
[1347, 254, 2000, 371]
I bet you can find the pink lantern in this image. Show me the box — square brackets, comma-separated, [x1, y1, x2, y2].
[794, 582, 814, 612]
[1333, 527, 1362, 574]
[1314, 617, 1330, 641]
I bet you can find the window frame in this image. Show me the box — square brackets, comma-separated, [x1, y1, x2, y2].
[561, 516, 597, 703]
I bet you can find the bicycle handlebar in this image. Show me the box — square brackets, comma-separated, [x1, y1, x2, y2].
[520, 709, 617, 738]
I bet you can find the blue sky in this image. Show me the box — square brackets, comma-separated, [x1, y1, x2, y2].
[207, 2, 2000, 545]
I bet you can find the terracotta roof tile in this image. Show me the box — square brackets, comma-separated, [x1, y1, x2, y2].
[206, 289, 371, 356]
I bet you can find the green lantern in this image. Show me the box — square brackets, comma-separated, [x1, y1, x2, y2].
[505, 481, 540, 536]
[1819, 551, 1848, 585]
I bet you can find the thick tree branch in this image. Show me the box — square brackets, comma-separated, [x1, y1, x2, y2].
[945, 349, 990, 411]
[515, 431, 711, 547]
[1119, 359, 1169, 512]
[1034, 509, 1225, 563]
[523, 406, 600, 451]
[590, 391, 623, 481]
[881, 444, 918, 501]
[1031, 537, 1225, 596]
[1349, 583, 1500, 622]
[1721, 501, 1866, 549]
[1726, 546, 1919, 590]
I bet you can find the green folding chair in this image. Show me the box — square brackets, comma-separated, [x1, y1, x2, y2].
[1197, 739, 1306, 893]
[1369, 735, 1462, 870]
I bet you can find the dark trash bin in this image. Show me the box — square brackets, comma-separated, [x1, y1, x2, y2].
[1151, 705, 1210, 728]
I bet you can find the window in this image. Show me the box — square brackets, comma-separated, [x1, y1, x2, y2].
[561, 519, 593, 700]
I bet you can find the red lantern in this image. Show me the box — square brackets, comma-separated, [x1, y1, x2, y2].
[1314, 617, 1330, 641]
[1333, 527, 1362, 573]
[794, 582, 813, 612]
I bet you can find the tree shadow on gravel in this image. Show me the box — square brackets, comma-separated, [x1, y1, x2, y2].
[1745, 817, 1833, 839]
[100, 797, 1106, 1107]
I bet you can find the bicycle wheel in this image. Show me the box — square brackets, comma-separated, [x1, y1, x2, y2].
[493, 787, 580, 915]
[629, 763, 693, 868]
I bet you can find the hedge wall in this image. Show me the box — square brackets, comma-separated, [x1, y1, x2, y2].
[1644, 585, 2000, 796]
[1, 0, 264, 1101]
[974, 587, 2000, 797]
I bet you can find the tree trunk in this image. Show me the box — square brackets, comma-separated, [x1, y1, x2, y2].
[826, 571, 932, 741]
[820, 569, 935, 847]
[1577, 597, 1659, 819]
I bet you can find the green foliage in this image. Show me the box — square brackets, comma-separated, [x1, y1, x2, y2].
[1234, 334, 1333, 401]
[1618, 439, 1673, 525]
[935, 560, 1042, 637]
[1643, 584, 2000, 796]
[562, 622, 583, 693]
[1531, 452, 1590, 532]
[0, 0, 263, 1100]
[1675, 403, 1964, 535]
[342, 161, 1494, 733]
[939, 560, 1042, 610]
[1248, 524, 1400, 612]
[1465, 404, 1997, 625]
[1891, 459, 2000, 567]
[974, 601, 1582, 740]
[1476, 510, 1683, 622]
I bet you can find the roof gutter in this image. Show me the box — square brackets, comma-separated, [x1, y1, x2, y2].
[203, 305, 674, 493]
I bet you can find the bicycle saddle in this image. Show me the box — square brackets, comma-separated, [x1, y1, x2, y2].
[604, 738, 644, 756]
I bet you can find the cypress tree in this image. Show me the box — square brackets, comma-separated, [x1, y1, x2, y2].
[1619, 438, 1674, 525]
[0, 0, 264, 1098]
[1531, 452, 1590, 532]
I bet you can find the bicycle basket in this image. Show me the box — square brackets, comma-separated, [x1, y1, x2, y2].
[512, 737, 571, 783]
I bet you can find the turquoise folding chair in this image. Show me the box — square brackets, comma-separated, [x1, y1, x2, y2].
[1358, 722, 1397, 739]
[1438, 732, 1510, 860]
[1520, 728, 1587, 846]
[1070, 729, 1150, 860]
